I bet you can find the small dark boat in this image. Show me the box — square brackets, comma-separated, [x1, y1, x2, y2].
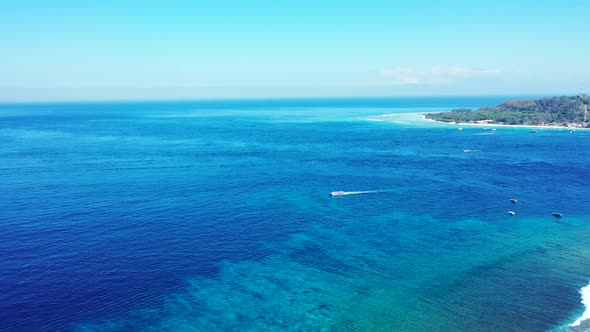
[510, 199, 518, 203]
[530, 129, 537, 133]
[552, 212, 563, 218]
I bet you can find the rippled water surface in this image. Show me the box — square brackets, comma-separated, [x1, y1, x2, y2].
[1, 97, 589, 331]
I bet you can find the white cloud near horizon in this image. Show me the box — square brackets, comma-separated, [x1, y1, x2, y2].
[379, 66, 501, 85]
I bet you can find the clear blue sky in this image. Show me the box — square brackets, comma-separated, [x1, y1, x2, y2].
[1, 0, 589, 101]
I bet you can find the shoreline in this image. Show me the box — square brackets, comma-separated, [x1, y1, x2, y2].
[418, 114, 590, 130]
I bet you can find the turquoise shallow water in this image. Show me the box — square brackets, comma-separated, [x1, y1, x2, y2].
[0, 97, 589, 331]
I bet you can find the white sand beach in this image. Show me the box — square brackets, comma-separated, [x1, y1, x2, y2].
[418, 114, 590, 130]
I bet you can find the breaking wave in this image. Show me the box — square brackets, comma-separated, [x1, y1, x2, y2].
[570, 282, 590, 327]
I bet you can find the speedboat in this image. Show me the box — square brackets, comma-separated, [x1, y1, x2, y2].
[552, 212, 563, 218]
[508, 211, 516, 216]
[330, 191, 346, 196]
[510, 198, 518, 203]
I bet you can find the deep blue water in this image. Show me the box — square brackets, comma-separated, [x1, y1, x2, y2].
[1, 97, 589, 331]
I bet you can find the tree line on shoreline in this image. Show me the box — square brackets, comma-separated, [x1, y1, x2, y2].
[426, 95, 590, 127]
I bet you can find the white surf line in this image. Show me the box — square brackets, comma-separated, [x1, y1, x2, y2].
[570, 282, 590, 327]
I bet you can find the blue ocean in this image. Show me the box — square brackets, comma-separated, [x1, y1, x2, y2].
[1, 97, 589, 331]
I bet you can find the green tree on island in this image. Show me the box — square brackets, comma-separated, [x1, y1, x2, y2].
[426, 95, 590, 127]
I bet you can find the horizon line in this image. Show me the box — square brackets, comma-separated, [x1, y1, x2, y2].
[0, 93, 569, 105]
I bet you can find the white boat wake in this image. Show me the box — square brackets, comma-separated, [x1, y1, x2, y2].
[330, 190, 383, 196]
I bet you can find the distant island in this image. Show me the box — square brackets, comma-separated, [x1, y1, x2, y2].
[425, 95, 590, 128]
